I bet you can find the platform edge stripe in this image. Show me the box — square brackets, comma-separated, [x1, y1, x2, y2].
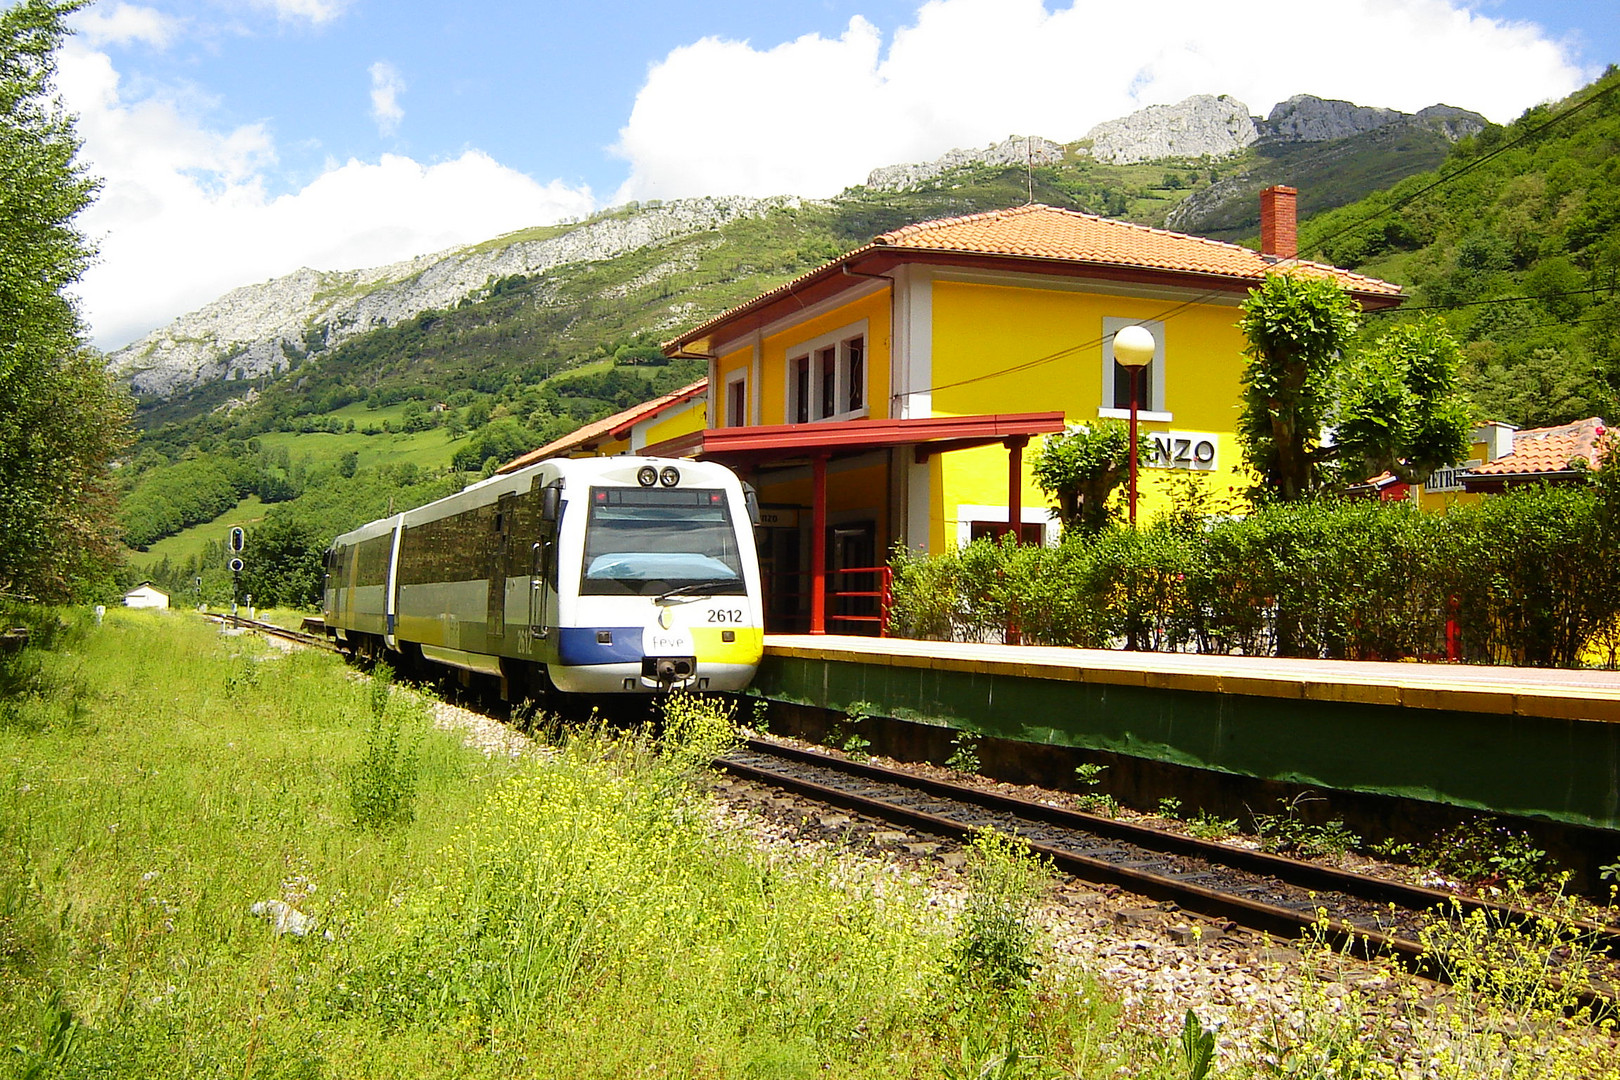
[1512, 690, 1620, 724]
[1399, 685, 1517, 716]
[1300, 680, 1406, 707]
[1145, 670, 1223, 694]
[1206, 674, 1307, 701]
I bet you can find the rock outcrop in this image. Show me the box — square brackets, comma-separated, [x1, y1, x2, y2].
[864, 136, 1065, 192]
[1085, 95, 1259, 165]
[1081, 93, 1486, 165]
[1259, 94, 1403, 143]
[108, 195, 811, 397]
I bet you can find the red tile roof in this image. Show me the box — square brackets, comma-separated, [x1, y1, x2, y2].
[873, 204, 1402, 295]
[667, 203, 1402, 352]
[1468, 417, 1609, 478]
[496, 379, 707, 474]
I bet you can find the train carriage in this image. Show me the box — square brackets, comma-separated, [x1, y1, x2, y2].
[323, 456, 764, 697]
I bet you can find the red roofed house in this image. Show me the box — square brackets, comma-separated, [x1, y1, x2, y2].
[582, 189, 1406, 633]
[501, 379, 708, 469]
[1461, 417, 1610, 494]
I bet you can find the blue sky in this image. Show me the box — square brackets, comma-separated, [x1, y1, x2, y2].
[51, 0, 1619, 349]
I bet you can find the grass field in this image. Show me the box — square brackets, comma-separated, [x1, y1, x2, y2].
[251, 425, 458, 473]
[0, 611, 1133, 1077]
[126, 496, 268, 574]
[3, 610, 1614, 1078]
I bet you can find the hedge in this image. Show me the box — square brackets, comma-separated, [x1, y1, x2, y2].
[888, 487, 1620, 667]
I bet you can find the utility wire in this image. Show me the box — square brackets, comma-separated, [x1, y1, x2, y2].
[1302, 77, 1620, 258]
[908, 78, 1620, 398]
[1366, 284, 1620, 315]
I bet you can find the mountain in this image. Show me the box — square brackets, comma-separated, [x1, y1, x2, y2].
[108, 196, 812, 398]
[109, 91, 1482, 408]
[1296, 69, 1620, 431]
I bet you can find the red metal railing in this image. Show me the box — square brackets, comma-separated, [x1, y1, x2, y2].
[763, 565, 893, 636]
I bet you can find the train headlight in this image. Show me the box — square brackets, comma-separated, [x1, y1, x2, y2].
[637, 465, 658, 487]
[659, 466, 680, 487]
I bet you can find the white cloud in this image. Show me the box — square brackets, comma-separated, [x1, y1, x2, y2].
[369, 60, 405, 136]
[614, 0, 1591, 201]
[247, 0, 352, 26]
[57, 42, 596, 350]
[72, 3, 180, 49]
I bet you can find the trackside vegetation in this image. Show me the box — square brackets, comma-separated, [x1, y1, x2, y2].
[2, 610, 1618, 1076]
[0, 610, 1129, 1077]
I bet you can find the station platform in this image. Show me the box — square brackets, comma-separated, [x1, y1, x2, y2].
[754, 636, 1620, 833]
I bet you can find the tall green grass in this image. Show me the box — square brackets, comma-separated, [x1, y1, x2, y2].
[0, 610, 1126, 1078]
[4, 609, 1614, 1078]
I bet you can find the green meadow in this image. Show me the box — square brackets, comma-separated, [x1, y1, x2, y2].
[2, 610, 1614, 1078]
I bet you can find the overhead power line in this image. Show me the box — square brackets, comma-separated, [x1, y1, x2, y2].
[906, 76, 1620, 399]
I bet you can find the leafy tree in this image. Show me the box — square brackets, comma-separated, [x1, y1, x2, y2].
[1237, 274, 1361, 501]
[1334, 317, 1471, 487]
[1031, 420, 1146, 534]
[0, 0, 130, 601]
[238, 513, 327, 609]
[1237, 274, 1468, 500]
[1465, 346, 1602, 430]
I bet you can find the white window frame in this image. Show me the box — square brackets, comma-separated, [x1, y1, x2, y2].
[954, 504, 1058, 548]
[723, 368, 748, 428]
[785, 320, 869, 424]
[1099, 316, 1170, 422]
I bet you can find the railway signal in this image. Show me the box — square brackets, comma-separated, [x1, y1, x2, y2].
[229, 526, 246, 552]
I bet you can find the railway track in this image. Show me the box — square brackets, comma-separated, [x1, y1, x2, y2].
[208, 611, 1620, 1012]
[209, 613, 337, 652]
[720, 737, 1620, 1012]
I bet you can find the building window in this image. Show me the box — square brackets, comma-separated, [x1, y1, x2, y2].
[787, 323, 868, 424]
[725, 371, 747, 427]
[968, 521, 1044, 545]
[1100, 316, 1168, 418]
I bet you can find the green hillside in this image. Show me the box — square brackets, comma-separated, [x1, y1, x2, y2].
[1299, 68, 1620, 429]
[116, 112, 1498, 606]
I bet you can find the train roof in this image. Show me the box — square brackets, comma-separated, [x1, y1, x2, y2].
[333, 455, 742, 541]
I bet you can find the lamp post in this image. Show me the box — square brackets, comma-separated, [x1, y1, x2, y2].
[1112, 324, 1155, 525]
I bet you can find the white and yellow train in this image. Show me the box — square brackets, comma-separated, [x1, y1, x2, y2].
[322, 456, 764, 699]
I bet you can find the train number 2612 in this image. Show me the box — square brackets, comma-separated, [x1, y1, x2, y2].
[706, 608, 745, 624]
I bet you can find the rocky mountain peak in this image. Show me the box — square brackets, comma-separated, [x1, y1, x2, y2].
[107, 195, 813, 398]
[864, 135, 1065, 192]
[1260, 94, 1403, 143]
[1084, 94, 1259, 164]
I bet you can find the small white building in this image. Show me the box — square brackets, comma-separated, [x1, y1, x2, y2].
[123, 582, 170, 610]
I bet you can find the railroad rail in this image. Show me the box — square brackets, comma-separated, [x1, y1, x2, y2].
[207, 611, 1620, 1011]
[207, 613, 337, 652]
[720, 737, 1620, 1012]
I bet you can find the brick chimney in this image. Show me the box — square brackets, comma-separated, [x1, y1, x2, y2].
[1260, 185, 1297, 261]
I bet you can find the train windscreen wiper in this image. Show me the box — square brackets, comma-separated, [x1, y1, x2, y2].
[656, 577, 742, 603]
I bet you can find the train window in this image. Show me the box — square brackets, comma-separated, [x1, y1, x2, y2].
[579, 487, 746, 596]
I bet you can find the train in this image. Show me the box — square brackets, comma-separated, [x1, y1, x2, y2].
[322, 455, 765, 699]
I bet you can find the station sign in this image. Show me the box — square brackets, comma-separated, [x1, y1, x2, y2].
[1423, 460, 1481, 494]
[756, 507, 800, 528]
[1144, 431, 1219, 471]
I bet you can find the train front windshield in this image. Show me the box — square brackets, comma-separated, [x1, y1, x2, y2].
[579, 487, 747, 596]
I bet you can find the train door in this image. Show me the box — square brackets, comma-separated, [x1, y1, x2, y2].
[529, 485, 561, 640]
[489, 493, 516, 640]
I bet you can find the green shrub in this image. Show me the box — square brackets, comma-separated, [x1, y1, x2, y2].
[347, 686, 422, 830]
[948, 830, 1050, 991]
[888, 488, 1620, 666]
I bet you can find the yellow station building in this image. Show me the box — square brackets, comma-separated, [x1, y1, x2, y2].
[511, 189, 1405, 632]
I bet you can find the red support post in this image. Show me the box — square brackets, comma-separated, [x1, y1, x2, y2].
[1006, 436, 1027, 541]
[810, 454, 828, 635]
